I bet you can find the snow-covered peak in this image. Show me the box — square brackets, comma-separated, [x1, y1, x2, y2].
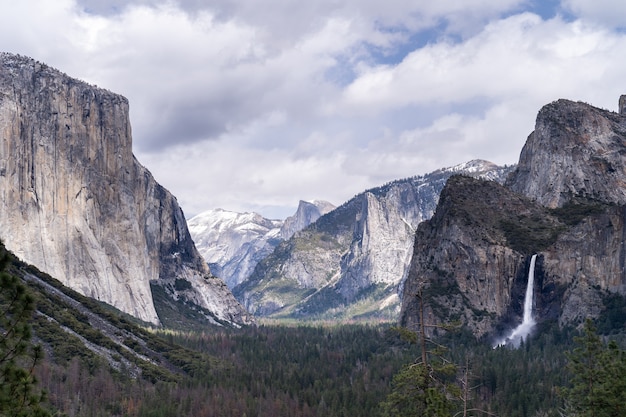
[187, 200, 336, 289]
[188, 209, 281, 236]
[446, 159, 498, 173]
[417, 159, 512, 184]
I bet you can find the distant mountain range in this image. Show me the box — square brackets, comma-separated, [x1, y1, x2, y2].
[6, 52, 625, 345]
[191, 160, 513, 321]
[187, 200, 335, 289]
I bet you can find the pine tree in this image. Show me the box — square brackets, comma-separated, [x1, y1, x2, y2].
[562, 319, 626, 417]
[0, 244, 49, 417]
[598, 340, 626, 416]
[380, 290, 460, 417]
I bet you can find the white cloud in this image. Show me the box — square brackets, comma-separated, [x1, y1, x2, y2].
[167, 0, 527, 40]
[68, 4, 376, 153]
[323, 10, 626, 186]
[0, 0, 80, 59]
[563, 0, 626, 28]
[341, 14, 622, 114]
[137, 140, 369, 219]
[2, 0, 626, 218]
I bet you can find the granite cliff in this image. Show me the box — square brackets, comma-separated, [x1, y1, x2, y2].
[400, 98, 626, 339]
[0, 53, 250, 326]
[187, 200, 334, 289]
[234, 160, 512, 320]
[188, 209, 283, 289]
[507, 99, 626, 208]
[279, 200, 336, 240]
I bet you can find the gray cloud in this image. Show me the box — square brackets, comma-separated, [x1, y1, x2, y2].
[563, 0, 626, 28]
[2, 1, 625, 219]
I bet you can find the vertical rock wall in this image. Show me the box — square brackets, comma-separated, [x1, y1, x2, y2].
[401, 99, 626, 337]
[0, 53, 249, 326]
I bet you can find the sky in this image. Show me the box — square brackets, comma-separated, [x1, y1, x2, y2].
[1, 0, 626, 219]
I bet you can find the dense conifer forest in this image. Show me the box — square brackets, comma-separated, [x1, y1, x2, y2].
[27, 317, 626, 416]
[2, 241, 626, 416]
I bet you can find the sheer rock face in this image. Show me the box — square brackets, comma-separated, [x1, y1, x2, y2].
[401, 99, 626, 338]
[507, 99, 626, 326]
[279, 200, 336, 240]
[507, 99, 626, 208]
[400, 176, 556, 337]
[0, 53, 250, 326]
[542, 205, 626, 325]
[235, 160, 512, 319]
[187, 200, 334, 289]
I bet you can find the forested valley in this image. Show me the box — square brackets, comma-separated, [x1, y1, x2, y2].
[2, 241, 626, 417]
[28, 318, 626, 417]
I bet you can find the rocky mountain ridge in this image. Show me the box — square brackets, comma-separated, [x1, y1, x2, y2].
[187, 200, 335, 289]
[234, 160, 514, 320]
[0, 53, 250, 326]
[400, 98, 626, 339]
[279, 200, 337, 240]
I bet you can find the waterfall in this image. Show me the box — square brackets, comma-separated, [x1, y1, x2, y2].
[521, 254, 537, 325]
[496, 254, 538, 348]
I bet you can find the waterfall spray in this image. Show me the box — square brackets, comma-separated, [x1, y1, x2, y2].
[496, 254, 537, 348]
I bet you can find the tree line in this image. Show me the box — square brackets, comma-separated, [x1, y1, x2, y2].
[2, 239, 626, 416]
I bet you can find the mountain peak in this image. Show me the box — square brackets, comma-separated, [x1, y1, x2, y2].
[507, 98, 626, 208]
[401, 97, 626, 339]
[188, 201, 333, 289]
[234, 161, 513, 320]
[280, 200, 336, 240]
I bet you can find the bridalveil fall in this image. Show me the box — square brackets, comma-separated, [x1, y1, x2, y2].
[496, 254, 538, 347]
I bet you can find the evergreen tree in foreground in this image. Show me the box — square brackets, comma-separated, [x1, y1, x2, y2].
[562, 319, 626, 417]
[0, 244, 49, 417]
[380, 291, 460, 417]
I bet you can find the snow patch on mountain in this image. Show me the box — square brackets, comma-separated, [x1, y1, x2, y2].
[188, 201, 335, 289]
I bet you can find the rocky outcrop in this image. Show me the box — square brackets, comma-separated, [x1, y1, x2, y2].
[401, 99, 626, 338]
[0, 53, 250, 326]
[507, 99, 626, 327]
[187, 200, 334, 289]
[188, 209, 283, 289]
[507, 99, 626, 208]
[279, 200, 336, 240]
[399, 175, 564, 337]
[235, 160, 513, 320]
[542, 205, 626, 325]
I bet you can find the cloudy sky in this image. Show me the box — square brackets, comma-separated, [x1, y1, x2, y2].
[1, 0, 625, 219]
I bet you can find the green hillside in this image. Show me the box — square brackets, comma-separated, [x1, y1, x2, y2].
[3, 241, 626, 416]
